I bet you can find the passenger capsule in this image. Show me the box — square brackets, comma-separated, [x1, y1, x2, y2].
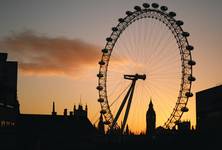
[168, 12, 176, 17]
[134, 6, 142, 11]
[112, 27, 118, 32]
[188, 60, 196, 66]
[186, 45, 194, 51]
[118, 18, 125, 23]
[102, 48, 109, 53]
[98, 98, 104, 103]
[126, 11, 133, 16]
[106, 37, 113, 42]
[97, 73, 104, 78]
[99, 60, 105, 65]
[185, 92, 193, 97]
[97, 85, 103, 91]
[151, 3, 159, 8]
[160, 6, 168, 11]
[182, 32, 190, 37]
[143, 3, 150, 8]
[176, 20, 184, 26]
[100, 110, 106, 114]
[181, 107, 189, 112]
[188, 75, 196, 82]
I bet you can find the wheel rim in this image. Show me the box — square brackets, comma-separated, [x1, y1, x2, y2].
[97, 3, 195, 132]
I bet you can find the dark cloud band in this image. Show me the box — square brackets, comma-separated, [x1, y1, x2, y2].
[0, 30, 100, 78]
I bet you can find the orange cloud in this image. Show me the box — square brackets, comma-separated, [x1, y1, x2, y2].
[0, 30, 101, 78]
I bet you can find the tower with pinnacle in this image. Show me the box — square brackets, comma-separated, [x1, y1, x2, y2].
[146, 99, 156, 136]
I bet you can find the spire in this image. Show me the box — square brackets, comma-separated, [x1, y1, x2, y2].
[73, 104, 76, 117]
[53, 101, 55, 112]
[85, 104, 88, 111]
[52, 101, 57, 115]
[149, 98, 153, 108]
[80, 95, 82, 106]
[78, 95, 83, 110]
[98, 112, 105, 135]
[125, 124, 129, 135]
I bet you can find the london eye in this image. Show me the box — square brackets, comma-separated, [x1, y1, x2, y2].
[97, 3, 196, 134]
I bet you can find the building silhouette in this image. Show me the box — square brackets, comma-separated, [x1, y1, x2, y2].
[0, 53, 98, 150]
[146, 99, 156, 136]
[74, 103, 88, 119]
[0, 53, 19, 127]
[18, 101, 95, 135]
[196, 85, 222, 133]
[14, 100, 96, 150]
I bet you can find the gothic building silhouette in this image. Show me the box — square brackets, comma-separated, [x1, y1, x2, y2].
[0, 53, 97, 150]
[146, 99, 156, 136]
[17, 102, 96, 149]
[18, 101, 95, 136]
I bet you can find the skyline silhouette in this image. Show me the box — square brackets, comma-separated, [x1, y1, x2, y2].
[0, 0, 221, 134]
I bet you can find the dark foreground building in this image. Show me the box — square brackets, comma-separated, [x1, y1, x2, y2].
[196, 85, 222, 133]
[195, 85, 222, 149]
[0, 53, 19, 127]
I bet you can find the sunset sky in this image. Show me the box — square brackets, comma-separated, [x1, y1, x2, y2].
[0, 0, 222, 132]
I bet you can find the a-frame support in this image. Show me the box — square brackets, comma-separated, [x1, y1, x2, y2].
[110, 74, 146, 134]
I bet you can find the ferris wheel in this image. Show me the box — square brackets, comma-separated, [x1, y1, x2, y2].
[97, 3, 195, 134]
